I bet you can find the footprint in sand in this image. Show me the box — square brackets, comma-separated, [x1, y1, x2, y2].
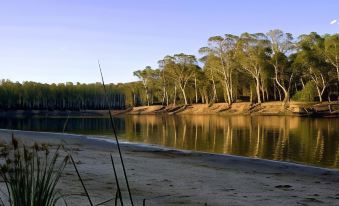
[275, 185, 294, 191]
[162, 179, 171, 182]
[275, 184, 292, 189]
[221, 188, 235, 192]
[302, 197, 324, 203]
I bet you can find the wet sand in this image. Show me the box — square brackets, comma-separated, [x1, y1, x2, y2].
[0, 129, 338, 206]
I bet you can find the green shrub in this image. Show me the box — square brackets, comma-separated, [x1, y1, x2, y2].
[291, 81, 317, 102]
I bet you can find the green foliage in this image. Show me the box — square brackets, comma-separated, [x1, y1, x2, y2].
[291, 82, 317, 102]
[158, 53, 200, 105]
[133, 66, 162, 106]
[0, 80, 126, 110]
[0, 137, 69, 206]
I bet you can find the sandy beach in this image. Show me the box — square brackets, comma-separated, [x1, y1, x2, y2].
[0, 129, 338, 206]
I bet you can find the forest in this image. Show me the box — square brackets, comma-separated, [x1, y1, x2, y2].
[0, 81, 126, 110]
[0, 30, 338, 110]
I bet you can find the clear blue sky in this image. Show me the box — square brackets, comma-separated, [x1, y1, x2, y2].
[0, 0, 338, 84]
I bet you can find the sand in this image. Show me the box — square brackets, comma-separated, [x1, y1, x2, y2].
[0, 129, 338, 206]
[126, 102, 339, 116]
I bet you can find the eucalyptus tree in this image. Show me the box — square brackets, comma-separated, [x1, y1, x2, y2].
[118, 81, 141, 107]
[295, 32, 332, 102]
[324, 34, 339, 83]
[157, 60, 171, 106]
[162, 53, 199, 105]
[198, 49, 219, 103]
[196, 69, 212, 104]
[147, 68, 169, 105]
[193, 68, 199, 103]
[199, 35, 238, 105]
[267, 29, 295, 104]
[236, 33, 272, 103]
[133, 66, 156, 106]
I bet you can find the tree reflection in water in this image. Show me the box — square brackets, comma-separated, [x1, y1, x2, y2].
[0, 115, 338, 168]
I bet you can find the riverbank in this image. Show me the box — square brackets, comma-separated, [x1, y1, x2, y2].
[129, 101, 339, 116]
[1, 102, 339, 117]
[0, 129, 338, 205]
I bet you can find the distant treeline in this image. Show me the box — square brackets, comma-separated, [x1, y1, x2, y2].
[0, 81, 127, 110]
[132, 30, 339, 106]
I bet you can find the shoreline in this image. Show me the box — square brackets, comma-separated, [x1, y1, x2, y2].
[128, 102, 339, 117]
[2, 101, 339, 117]
[0, 129, 339, 205]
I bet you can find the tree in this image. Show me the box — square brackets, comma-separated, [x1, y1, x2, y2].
[295, 32, 332, 102]
[199, 49, 219, 104]
[236, 33, 272, 103]
[162, 54, 199, 105]
[133, 66, 156, 106]
[200, 35, 238, 105]
[157, 61, 171, 106]
[267, 29, 295, 105]
[324, 34, 339, 84]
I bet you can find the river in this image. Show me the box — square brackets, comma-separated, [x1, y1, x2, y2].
[0, 115, 338, 169]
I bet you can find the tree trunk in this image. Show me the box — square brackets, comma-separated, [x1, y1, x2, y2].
[260, 79, 265, 102]
[230, 70, 233, 102]
[220, 55, 232, 105]
[205, 92, 209, 104]
[273, 81, 277, 100]
[194, 76, 198, 103]
[179, 85, 188, 105]
[224, 82, 232, 105]
[200, 92, 205, 104]
[255, 77, 262, 103]
[265, 88, 269, 101]
[144, 87, 150, 106]
[166, 91, 169, 106]
[211, 75, 218, 102]
[316, 86, 323, 102]
[173, 85, 177, 106]
[275, 75, 290, 106]
[300, 77, 305, 89]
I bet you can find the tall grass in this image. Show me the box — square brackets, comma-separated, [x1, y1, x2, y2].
[0, 135, 69, 206]
[0, 136, 126, 206]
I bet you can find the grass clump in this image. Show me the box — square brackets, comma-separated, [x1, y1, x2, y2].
[0, 135, 69, 206]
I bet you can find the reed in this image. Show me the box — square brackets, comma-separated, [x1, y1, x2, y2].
[0, 135, 69, 206]
[98, 61, 134, 205]
[69, 155, 94, 206]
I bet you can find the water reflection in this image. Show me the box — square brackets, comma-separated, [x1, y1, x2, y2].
[120, 115, 339, 168]
[0, 115, 338, 168]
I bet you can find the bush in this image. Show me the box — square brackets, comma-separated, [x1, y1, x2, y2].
[291, 81, 318, 102]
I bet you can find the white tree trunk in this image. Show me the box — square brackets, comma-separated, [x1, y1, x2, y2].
[255, 77, 262, 103]
[180, 85, 188, 105]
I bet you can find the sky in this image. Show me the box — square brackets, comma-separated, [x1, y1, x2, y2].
[0, 0, 338, 84]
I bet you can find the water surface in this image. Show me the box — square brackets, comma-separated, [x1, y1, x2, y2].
[0, 115, 338, 169]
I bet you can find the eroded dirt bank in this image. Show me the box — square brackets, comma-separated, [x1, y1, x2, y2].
[129, 102, 339, 116]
